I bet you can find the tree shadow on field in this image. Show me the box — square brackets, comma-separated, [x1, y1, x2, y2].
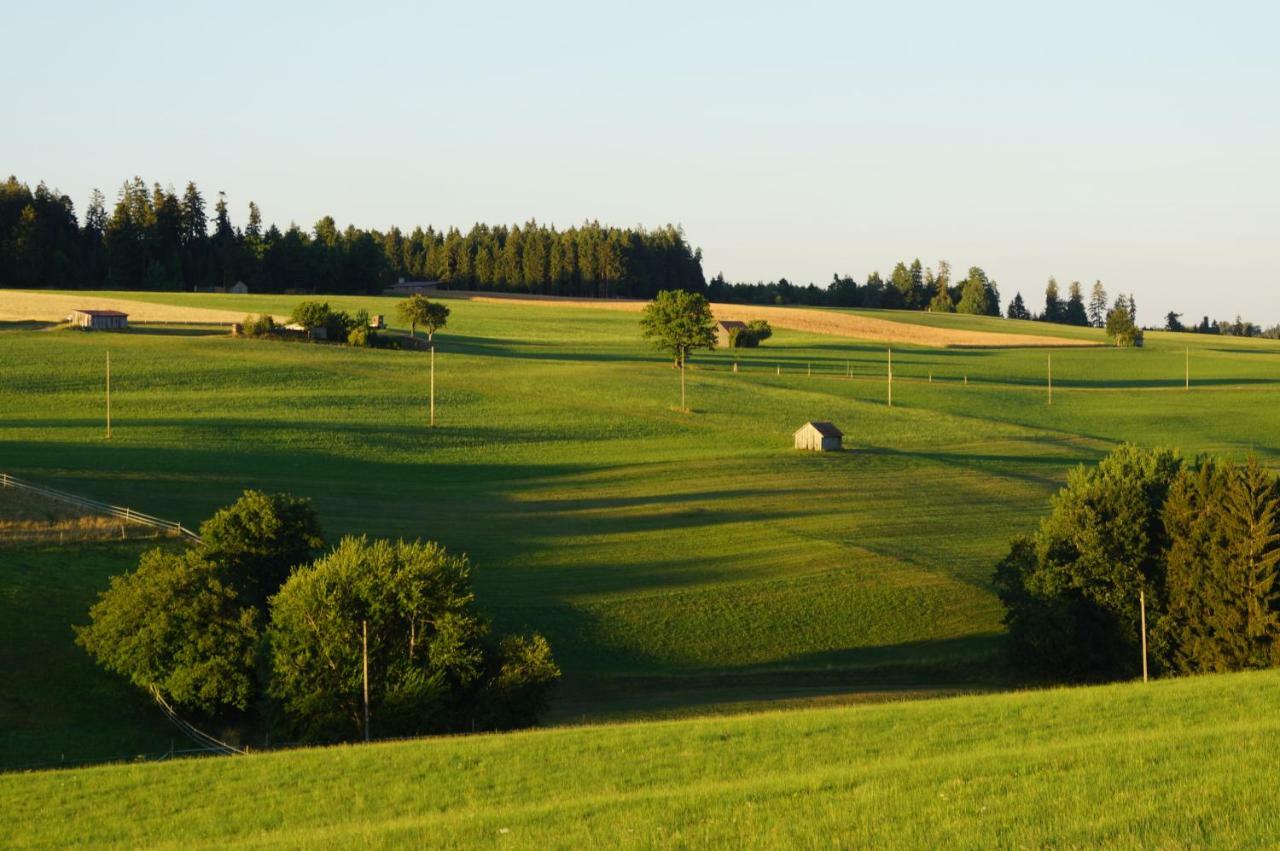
[0, 320, 58, 332]
[442, 333, 644, 365]
[548, 633, 1010, 721]
[124, 326, 230, 338]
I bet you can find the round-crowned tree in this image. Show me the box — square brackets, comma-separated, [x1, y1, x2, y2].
[268, 536, 558, 742]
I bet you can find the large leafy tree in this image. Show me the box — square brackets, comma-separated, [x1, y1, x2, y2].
[994, 445, 1184, 680]
[640, 289, 717, 411]
[77, 490, 324, 714]
[75, 548, 260, 713]
[396, 294, 451, 425]
[268, 536, 559, 741]
[199, 489, 325, 609]
[396, 293, 450, 343]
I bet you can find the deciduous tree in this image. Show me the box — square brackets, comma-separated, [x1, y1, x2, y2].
[640, 289, 717, 411]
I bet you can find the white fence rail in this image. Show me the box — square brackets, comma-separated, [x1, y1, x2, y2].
[0, 472, 201, 543]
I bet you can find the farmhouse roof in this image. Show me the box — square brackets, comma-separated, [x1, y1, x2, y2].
[72, 309, 129, 317]
[716, 320, 747, 329]
[802, 421, 842, 437]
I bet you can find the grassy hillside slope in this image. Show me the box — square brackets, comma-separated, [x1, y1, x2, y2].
[4, 669, 1279, 848]
[1, 291, 1278, 764]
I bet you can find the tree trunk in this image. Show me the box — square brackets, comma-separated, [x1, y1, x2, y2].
[680, 356, 686, 411]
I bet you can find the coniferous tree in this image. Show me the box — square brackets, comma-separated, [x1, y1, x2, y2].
[1088, 281, 1108, 328]
[956, 267, 999, 316]
[1064, 281, 1089, 326]
[1042, 277, 1063, 323]
[928, 260, 954, 312]
[1159, 460, 1280, 673]
[1006, 291, 1031, 320]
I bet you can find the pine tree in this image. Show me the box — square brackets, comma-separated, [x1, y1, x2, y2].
[1088, 281, 1108, 328]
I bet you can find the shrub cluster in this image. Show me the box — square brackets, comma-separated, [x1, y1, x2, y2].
[75, 491, 559, 742]
[241, 313, 275, 337]
[995, 445, 1280, 681]
[727, 319, 773, 348]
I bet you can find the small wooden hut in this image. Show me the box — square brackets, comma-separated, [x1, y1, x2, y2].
[714, 320, 747, 348]
[68, 309, 128, 331]
[794, 421, 843, 451]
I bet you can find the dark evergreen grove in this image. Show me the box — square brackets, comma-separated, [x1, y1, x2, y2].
[0, 176, 704, 298]
[995, 445, 1280, 682]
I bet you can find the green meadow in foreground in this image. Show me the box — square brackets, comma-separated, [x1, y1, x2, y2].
[3, 669, 1279, 848]
[1, 291, 1278, 766]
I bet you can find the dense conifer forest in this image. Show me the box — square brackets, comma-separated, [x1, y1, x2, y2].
[0, 176, 704, 298]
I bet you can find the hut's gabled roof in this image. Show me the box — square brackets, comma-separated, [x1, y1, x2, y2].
[715, 320, 748, 329]
[800, 421, 842, 438]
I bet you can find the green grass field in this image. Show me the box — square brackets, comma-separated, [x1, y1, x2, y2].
[4, 668, 1279, 847]
[2, 290, 1278, 768]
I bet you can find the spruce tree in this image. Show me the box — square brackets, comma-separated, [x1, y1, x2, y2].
[1006, 292, 1030, 320]
[1064, 282, 1089, 326]
[1042, 277, 1063, 322]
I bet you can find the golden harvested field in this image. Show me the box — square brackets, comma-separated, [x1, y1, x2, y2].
[434, 290, 1098, 348]
[0, 292, 287, 325]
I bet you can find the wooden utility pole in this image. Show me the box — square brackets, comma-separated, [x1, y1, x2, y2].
[1139, 589, 1149, 683]
[362, 619, 371, 742]
[1185, 347, 1190, 390]
[429, 344, 436, 426]
[105, 350, 112, 440]
[807, 362, 811, 377]
[887, 347, 893, 407]
[1047, 354, 1053, 405]
[846, 360, 851, 379]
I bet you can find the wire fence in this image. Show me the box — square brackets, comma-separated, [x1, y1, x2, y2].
[0, 473, 242, 769]
[0, 472, 201, 543]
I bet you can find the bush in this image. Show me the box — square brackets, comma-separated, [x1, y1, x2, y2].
[290, 301, 331, 334]
[1106, 304, 1143, 347]
[728, 319, 774, 348]
[242, 313, 275, 337]
[347, 325, 371, 347]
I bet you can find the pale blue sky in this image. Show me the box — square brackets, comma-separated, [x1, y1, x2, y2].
[6, 1, 1277, 321]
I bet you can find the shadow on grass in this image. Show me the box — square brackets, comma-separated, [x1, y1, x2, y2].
[125, 326, 231, 338]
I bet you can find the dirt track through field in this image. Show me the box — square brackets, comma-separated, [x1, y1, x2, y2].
[0, 292, 288, 324]
[433, 291, 1098, 348]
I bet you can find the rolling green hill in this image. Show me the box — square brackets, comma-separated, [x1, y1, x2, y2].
[4, 668, 1279, 847]
[2, 291, 1278, 767]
